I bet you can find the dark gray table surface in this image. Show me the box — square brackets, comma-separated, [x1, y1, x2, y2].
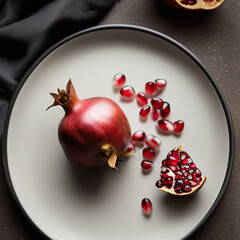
[1, 0, 239, 239]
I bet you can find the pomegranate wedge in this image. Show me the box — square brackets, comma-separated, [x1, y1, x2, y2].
[156, 146, 206, 196]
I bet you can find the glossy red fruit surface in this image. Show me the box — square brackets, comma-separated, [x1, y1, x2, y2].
[157, 119, 173, 132]
[145, 82, 158, 95]
[160, 101, 170, 118]
[155, 79, 167, 89]
[145, 135, 161, 149]
[152, 109, 160, 121]
[136, 92, 148, 106]
[141, 160, 154, 170]
[151, 97, 163, 110]
[141, 198, 152, 216]
[132, 130, 146, 143]
[143, 147, 156, 160]
[139, 105, 151, 118]
[113, 73, 126, 87]
[156, 146, 206, 196]
[48, 80, 132, 169]
[173, 120, 185, 133]
[120, 85, 135, 98]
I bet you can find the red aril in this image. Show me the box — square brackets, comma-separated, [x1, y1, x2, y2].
[132, 130, 146, 143]
[143, 147, 156, 160]
[145, 135, 161, 149]
[160, 101, 170, 118]
[136, 92, 148, 106]
[152, 109, 160, 121]
[124, 140, 136, 156]
[139, 105, 151, 118]
[141, 198, 152, 216]
[173, 120, 184, 133]
[145, 82, 158, 95]
[141, 160, 154, 170]
[47, 80, 133, 169]
[113, 73, 126, 87]
[155, 79, 167, 89]
[156, 146, 206, 196]
[120, 85, 135, 99]
[157, 119, 173, 132]
[151, 97, 163, 110]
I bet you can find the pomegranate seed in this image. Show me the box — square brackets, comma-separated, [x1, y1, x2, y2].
[145, 135, 161, 149]
[155, 79, 167, 89]
[120, 85, 135, 98]
[132, 130, 146, 143]
[113, 73, 126, 87]
[152, 109, 160, 121]
[126, 140, 135, 153]
[160, 102, 170, 118]
[141, 160, 154, 170]
[173, 120, 184, 133]
[139, 105, 151, 118]
[136, 92, 148, 106]
[151, 97, 163, 109]
[143, 147, 156, 160]
[157, 119, 173, 132]
[141, 198, 152, 216]
[165, 176, 173, 188]
[145, 81, 157, 95]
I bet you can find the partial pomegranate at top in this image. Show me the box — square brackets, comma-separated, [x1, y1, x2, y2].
[156, 146, 206, 196]
[160, 0, 224, 10]
[47, 80, 133, 170]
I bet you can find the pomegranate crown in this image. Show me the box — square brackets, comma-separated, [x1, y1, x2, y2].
[46, 79, 78, 110]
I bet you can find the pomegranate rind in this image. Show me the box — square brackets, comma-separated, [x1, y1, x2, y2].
[157, 176, 206, 196]
[160, 0, 224, 10]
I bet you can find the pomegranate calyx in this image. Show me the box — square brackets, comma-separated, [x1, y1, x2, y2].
[101, 144, 118, 171]
[47, 79, 79, 111]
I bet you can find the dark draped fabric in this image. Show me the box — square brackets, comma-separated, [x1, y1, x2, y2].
[0, 0, 116, 137]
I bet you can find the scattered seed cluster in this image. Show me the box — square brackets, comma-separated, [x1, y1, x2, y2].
[112, 73, 189, 215]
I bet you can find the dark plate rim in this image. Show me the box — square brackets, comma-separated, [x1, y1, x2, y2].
[2, 24, 235, 240]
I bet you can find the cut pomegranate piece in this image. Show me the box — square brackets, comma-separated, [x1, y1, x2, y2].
[132, 130, 146, 143]
[113, 73, 126, 87]
[157, 119, 173, 132]
[173, 120, 184, 133]
[141, 160, 154, 170]
[151, 97, 163, 110]
[160, 101, 170, 118]
[139, 105, 151, 118]
[155, 79, 167, 89]
[143, 147, 156, 160]
[160, 0, 224, 10]
[120, 85, 135, 98]
[145, 135, 161, 149]
[141, 198, 152, 216]
[152, 109, 160, 121]
[136, 92, 148, 106]
[145, 82, 158, 95]
[156, 146, 206, 196]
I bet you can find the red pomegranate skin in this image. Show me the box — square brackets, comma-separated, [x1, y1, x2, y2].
[59, 97, 131, 167]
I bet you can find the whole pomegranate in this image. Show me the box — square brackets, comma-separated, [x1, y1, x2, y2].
[47, 80, 133, 170]
[160, 0, 224, 10]
[156, 146, 206, 196]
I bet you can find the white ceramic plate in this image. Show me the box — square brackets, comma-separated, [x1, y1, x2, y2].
[2, 25, 234, 240]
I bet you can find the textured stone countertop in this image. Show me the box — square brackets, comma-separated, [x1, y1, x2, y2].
[1, 0, 239, 239]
